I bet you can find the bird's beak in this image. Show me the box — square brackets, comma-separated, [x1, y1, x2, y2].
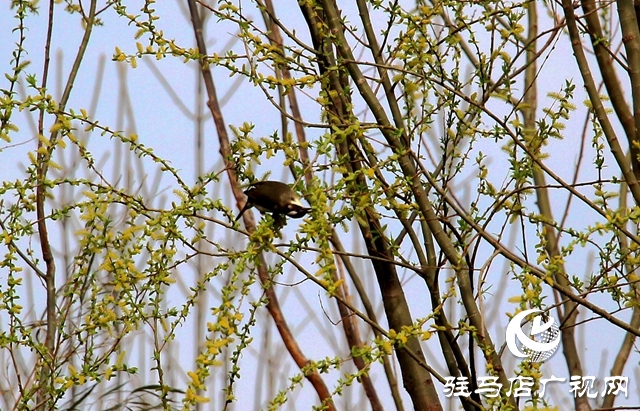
[291, 197, 303, 207]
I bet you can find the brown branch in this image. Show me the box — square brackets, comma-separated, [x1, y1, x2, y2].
[328, 234, 405, 411]
[618, 0, 640, 182]
[581, 0, 635, 150]
[352, 3, 482, 408]
[35, 0, 98, 408]
[524, 2, 590, 411]
[185, 1, 335, 410]
[35, 2, 58, 406]
[256, 2, 397, 409]
[603, 181, 640, 409]
[298, 1, 444, 409]
[313, 1, 517, 409]
[562, 0, 640, 206]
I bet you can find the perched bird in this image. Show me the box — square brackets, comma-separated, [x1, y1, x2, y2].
[235, 180, 310, 222]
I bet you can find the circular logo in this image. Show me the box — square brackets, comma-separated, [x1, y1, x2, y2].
[506, 309, 560, 362]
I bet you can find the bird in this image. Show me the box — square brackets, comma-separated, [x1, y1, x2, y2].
[235, 180, 310, 222]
